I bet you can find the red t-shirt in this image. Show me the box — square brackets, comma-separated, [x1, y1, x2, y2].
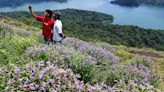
[35, 16, 54, 39]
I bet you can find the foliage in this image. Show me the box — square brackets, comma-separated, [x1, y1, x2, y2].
[0, 27, 39, 66]
[1, 9, 164, 51]
[0, 61, 160, 92]
[70, 56, 96, 83]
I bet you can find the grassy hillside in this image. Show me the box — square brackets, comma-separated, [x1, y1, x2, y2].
[0, 9, 164, 91]
[1, 9, 164, 51]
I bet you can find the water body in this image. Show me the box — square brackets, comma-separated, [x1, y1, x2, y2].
[0, 0, 164, 30]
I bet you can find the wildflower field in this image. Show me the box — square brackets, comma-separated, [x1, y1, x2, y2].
[0, 16, 164, 92]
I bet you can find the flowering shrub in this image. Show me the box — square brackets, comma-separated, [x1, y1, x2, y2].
[25, 37, 119, 65]
[107, 60, 160, 87]
[131, 56, 155, 69]
[0, 62, 160, 92]
[24, 38, 161, 90]
[95, 42, 116, 52]
[70, 58, 96, 83]
[25, 44, 98, 83]
[25, 44, 79, 67]
[63, 37, 119, 63]
[0, 61, 86, 91]
[0, 24, 31, 37]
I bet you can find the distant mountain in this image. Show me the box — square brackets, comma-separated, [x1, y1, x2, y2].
[0, 0, 67, 8]
[111, 0, 164, 7]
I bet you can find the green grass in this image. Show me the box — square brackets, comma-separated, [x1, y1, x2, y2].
[113, 45, 164, 90]
[0, 28, 40, 66]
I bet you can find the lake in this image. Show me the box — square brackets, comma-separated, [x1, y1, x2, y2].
[0, 0, 164, 30]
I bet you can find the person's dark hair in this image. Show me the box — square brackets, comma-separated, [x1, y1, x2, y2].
[46, 9, 52, 18]
[53, 11, 61, 20]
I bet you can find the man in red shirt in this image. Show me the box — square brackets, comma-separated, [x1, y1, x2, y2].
[28, 5, 54, 45]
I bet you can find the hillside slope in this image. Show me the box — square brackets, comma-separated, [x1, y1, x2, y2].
[0, 15, 164, 91]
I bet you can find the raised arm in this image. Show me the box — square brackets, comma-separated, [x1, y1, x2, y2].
[28, 5, 37, 18]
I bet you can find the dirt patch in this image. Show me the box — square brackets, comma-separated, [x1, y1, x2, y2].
[129, 50, 164, 58]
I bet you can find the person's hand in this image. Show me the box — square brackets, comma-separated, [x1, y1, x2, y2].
[29, 5, 32, 10]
